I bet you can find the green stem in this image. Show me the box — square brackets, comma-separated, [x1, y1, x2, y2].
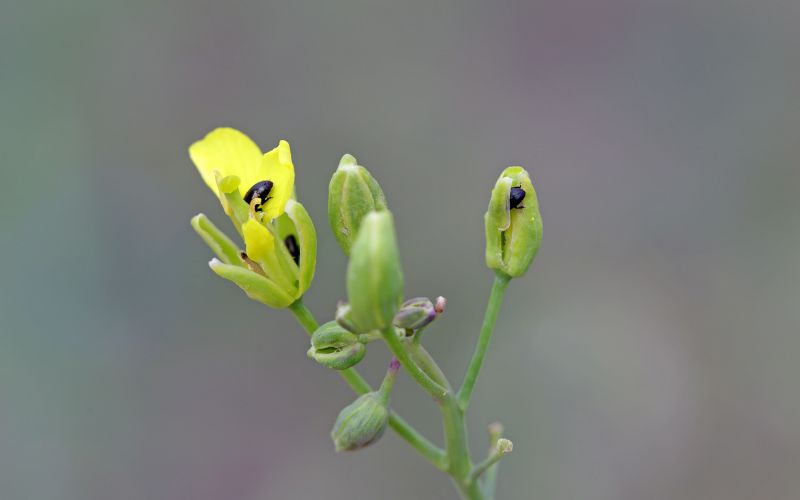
[457, 272, 510, 410]
[288, 300, 446, 470]
[381, 326, 449, 400]
[441, 395, 485, 499]
[482, 423, 504, 499]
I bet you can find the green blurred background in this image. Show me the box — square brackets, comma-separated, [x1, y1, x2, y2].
[2, 1, 799, 499]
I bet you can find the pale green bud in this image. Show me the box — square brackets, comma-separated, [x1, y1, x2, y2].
[330, 392, 388, 452]
[485, 167, 543, 278]
[208, 258, 295, 309]
[307, 321, 366, 370]
[393, 297, 437, 330]
[328, 154, 388, 256]
[330, 359, 398, 451]
[347, 211, 404, 331]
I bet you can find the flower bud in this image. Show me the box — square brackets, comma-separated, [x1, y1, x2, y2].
[393, 297, 437, 330]
[330, 359, 398, 452]
[307, 321, 366, 370]
[485, 166, 542, 278]
[330, 392, 389, 452]
[347, 211, 404, 331]
[328, 154, 388, 256]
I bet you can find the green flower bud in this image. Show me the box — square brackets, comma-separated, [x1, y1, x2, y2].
[347, 211, 404, 331]
[330, 392, 388, 452]
[330, 359, 398, 451]
[208, 258, 295, 309]
[328, 154, 388, 256]
[485, 166, 543, 278]
[307, 321, 366, 370]
[393, 297, 437, 330]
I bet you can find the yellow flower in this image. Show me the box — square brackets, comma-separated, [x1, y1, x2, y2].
[189, 128, 295, 220]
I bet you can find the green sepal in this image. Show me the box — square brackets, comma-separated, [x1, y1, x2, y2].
[190, 214, 243, 266]
[208, 258, 294, 309]
[328, 154, 388, 256]
[347, 211, 404, 331]
[284, 199, 317, 295]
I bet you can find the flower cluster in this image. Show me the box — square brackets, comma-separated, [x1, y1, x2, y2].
[188, 127, 542, 500]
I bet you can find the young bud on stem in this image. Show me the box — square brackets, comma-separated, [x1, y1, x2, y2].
[347, 211, 404, 331]
[485, 166, 543, 278]
[307, 321, 366, 370]
[328, 154, 388, 256]
[393, 297, 437, 330]
[330, 358, 399, 451]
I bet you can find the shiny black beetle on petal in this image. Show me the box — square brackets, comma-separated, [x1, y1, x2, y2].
[509, 186, 526, 209]
[243, 180, 274, 210]
[284, 234, 300, 265]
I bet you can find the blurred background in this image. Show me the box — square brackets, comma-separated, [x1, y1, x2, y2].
[2, 1, 799, 499]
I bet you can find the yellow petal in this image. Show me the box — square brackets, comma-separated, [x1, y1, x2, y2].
[242, 218, 275, 262]
[189, 128, 262, 196]
[255, 140, 295, 220]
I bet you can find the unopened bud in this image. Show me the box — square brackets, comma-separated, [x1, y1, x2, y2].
[307, 321, 366, 370]
[485, 166, 542, 278]
[393, 297, 437, 330]
[330, 358, 398, 451]
[328, 154, 388, 256]
[347, 211, 404, 331]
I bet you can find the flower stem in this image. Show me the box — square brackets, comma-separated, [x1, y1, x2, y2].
[457, 272, 510, 410]
[288, 299, 446, 470]
[381, 326, 449, 400]
[482, 423, 505, 498]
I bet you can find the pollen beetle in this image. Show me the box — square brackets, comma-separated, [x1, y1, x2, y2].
[284, 234, 300, 265]
[243, 180, 274, 210]
[509, 186, 526, 209]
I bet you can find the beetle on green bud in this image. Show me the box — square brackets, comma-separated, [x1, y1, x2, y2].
[393, 297, 437, 330]
[328, 154, 388, 256]
[346, 211, 404, 331]
[330, 358, 399, 451]
[307, 321, 366, 370]
[485, 166, 543, 278]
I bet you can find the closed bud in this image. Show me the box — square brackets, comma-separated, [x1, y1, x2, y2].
[330, 392, 389, 452]
[328, 154, 388, 256]
[485, 166, 543, 278]
[330, 359, 398, 452]
[347, 211, 404, 331]
[307, 321, 366, 370]
[393, 297, 437, 330]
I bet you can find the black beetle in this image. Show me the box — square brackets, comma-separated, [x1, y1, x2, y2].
[284, 234, 300, 265]
[509, 186, 526, 209]
[243, 180, 274, 210]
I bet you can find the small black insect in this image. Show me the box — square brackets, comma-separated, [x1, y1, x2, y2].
[284, 234, 300, 265]
[243, 180, 274, 210]
[509, 186, 526, 209]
